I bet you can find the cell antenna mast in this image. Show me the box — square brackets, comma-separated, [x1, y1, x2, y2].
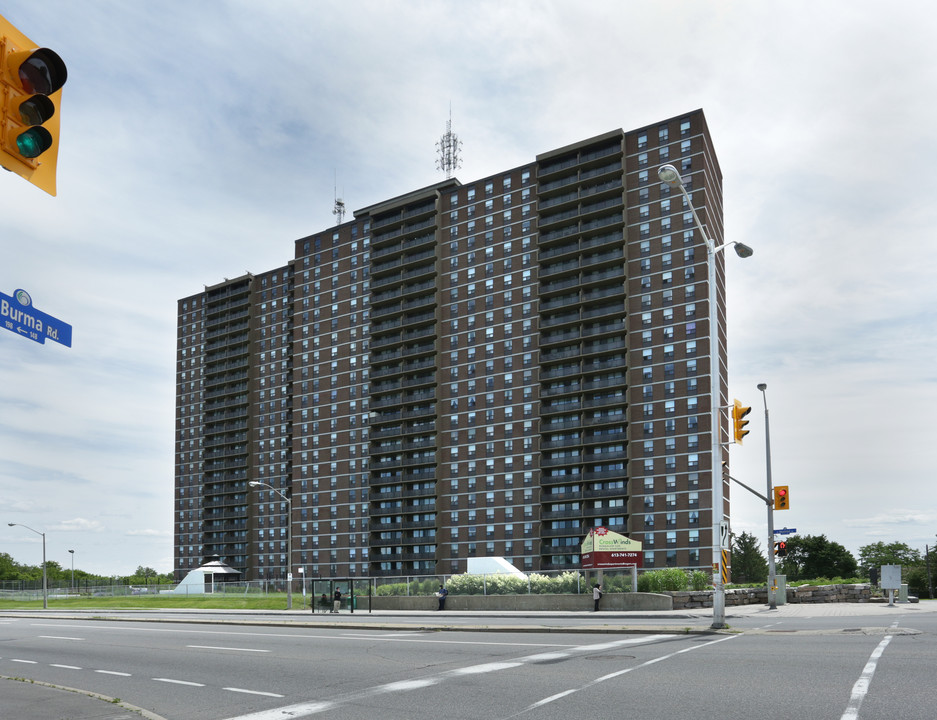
[436, 105, 462, 179]
[332, 174, 346, 225]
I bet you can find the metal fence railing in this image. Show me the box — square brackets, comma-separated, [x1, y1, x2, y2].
[1, 567, 647, 601]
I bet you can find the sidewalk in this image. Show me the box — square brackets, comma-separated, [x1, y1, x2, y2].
[0, 676, 167, 720]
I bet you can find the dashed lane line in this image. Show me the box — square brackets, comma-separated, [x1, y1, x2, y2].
[218, 634, 676, 720]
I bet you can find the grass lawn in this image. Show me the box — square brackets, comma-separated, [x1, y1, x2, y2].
[0, 593, 305, 611]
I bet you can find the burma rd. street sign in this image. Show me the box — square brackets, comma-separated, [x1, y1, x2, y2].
[773, 527, 797, 535]
[1, 288, 72, 347]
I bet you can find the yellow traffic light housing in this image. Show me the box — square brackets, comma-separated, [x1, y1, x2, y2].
[773, 485, 789, 510]
[0, 13, 67, 195]
[732, 398, 752, 444]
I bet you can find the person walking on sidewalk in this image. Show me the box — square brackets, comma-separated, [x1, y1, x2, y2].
[593, 583, 603, 612]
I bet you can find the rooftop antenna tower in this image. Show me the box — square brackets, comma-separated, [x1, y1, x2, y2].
[436, 104, 462, 179]
[332, 172, 345, 225]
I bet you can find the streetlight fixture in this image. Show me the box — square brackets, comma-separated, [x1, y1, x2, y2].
[757, 383, 778, 609]
[248, 481, 293, 610]
[9, 522, 47, 609]
[68, 549, 75, 592]
[658, 164, 753, 629]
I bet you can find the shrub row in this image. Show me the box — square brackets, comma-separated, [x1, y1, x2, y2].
[374, 569, 714, 596]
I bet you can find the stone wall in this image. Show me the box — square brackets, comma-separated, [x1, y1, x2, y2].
[668, 583, 874, 609]
[368, 591, 673, 612]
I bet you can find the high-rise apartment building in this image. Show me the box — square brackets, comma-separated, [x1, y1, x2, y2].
[174, 109, 730, 582]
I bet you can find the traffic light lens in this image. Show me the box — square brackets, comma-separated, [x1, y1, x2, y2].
[17, 49, 67, 95]
[17, 95, 55, 126]
[15, 127, 53, 158]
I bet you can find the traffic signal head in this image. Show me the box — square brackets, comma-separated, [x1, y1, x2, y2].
[0, 14, 67, 195]
[775, 541, 788, 557]
[773, 485, 789, 510]
[732, 398, 752, 444]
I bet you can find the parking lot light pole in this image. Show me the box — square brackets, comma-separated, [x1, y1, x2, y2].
[249, 481, 293, 609]
[658, 164, 752, 629]
[758, 383, 778, 609]
[9, 522, 47, 608]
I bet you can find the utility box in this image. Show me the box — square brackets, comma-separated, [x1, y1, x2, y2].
[881, 565, 902, 606]
[775, 575, 787, 605]
[881, 565, 901, 590]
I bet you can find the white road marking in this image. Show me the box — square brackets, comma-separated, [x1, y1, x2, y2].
[840, 621, 899, 720]
[515, 633, 739, 715]
[187, 645, 270, 653]
[11, 658, 38, 663]
[50, 663, 82, 669]
[96, 669, 132, 676]
[29, 622, 575, 648]
[154, 678, 205, 687]
[39, 635, 84, 640]
[528, 689, 577, 709]
[222, 701, 335, 718]
[224, 687, 285, 698]
[220, 634, 675, 720]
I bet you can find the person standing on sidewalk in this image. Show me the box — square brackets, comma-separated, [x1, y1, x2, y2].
[332, 587, 343, 613]
[436, 584, 448, 611]
[593, 583, 603, 611]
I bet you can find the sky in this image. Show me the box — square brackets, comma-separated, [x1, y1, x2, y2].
[2, 0, 935, 578]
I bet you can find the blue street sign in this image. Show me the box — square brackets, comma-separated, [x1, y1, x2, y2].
[773, 528, 797, 535]
[0, 288, 72, 347]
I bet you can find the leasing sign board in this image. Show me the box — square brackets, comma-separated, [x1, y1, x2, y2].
[580, 527, 643, 569]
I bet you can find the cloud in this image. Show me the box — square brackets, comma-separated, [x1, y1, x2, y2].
[53, 518, 105, 533]
[126, 528, 172, 538]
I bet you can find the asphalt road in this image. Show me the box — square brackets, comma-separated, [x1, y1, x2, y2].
[1, 604, 934, 720]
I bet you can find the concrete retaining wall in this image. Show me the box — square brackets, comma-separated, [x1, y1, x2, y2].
[363, 584, 877, 612]
[367, 592, 673, 612]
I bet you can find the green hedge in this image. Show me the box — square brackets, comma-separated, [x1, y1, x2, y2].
[373, 569, 717, 597]
[637, 568, 712, 592]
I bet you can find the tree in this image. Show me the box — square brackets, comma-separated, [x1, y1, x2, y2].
[857, 542, 922, 575]
[0, 552, 18, 581]
[778, 534, 857, 581]
[731, 531, 768, 583]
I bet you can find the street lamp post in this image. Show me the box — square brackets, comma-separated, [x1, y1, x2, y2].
[249, 481, 293, 610]
[658, 164, 753, 629]
[9, 522, 47, 609]
[68, 549, 75, 592]
[758, 383, 778, 609]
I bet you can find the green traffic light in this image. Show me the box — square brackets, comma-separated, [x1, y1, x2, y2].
[15, 126, 52, 158]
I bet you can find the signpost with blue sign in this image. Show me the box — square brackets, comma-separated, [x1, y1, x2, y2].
[0, 289, 72, 347]
[773, 527, 797, 535]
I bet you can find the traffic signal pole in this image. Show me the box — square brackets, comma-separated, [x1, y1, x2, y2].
[758, 384, 778, 609]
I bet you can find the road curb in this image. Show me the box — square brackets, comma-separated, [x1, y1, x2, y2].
[0, 611, 723, 635]
[0, 675, 169, 720]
